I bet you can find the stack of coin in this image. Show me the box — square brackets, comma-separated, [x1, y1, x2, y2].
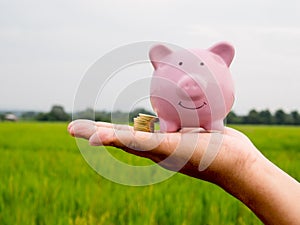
[133, 113, 158, 132]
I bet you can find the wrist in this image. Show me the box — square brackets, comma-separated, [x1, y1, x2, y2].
[205, 135, 259, 189]
[213, 142, 300, 225]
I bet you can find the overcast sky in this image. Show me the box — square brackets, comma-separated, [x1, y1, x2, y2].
[0, 0, 299, 114]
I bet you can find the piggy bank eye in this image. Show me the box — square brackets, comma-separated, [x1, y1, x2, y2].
[200, 62, 205, 66]
[178, 62, 183, 66]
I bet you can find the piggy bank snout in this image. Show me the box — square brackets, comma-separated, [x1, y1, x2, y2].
[177, 75, 205, 100]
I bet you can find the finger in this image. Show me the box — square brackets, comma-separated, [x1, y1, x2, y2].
[68, 119, 97, 139]
[89, 127, 192, 166]
[89, 127, 167, 151]
[94, 121, 134, 132]
[88, 125, 223, 173]
[70, 120, 133, 131]
[68, 119, 95, 133]
[94, 121, 114, 128]
[89, 127, 117, 146]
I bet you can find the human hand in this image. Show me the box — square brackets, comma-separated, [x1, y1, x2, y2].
[67, 119, 259, 185]
[68, 119, 300, 224]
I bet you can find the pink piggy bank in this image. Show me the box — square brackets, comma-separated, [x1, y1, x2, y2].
[149, 42, 235, 132]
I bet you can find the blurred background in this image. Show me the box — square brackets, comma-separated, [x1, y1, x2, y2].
[1, 0, 300, 117]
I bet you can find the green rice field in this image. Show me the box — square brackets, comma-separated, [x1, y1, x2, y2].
[0, 122, 300, 225]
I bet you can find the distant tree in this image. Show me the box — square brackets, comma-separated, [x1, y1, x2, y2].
[259, 110, 273, 124]
[95, 111, 111, 122]
[274, 109, 286, 125]
[284, 114, 295, 125]
[244, 109, 261, 124]
[21, 111, 38, 121]
[73, 108, 94, 120]
[291, 111, 300, 125]
[35, 112, 50, 121]
[0, 113, 4, 121]
[73, 108, 112, 122]
[49, 105, 70, 121]
[35, 105, 70, 121]
[226, 111, 243, 124]
[110, 110, 128, 123]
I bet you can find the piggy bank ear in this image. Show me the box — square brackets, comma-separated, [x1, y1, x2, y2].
[208, 42, 235, 67]
[149, 44, 172, 70]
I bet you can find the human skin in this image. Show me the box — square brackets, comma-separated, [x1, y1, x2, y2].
[68, 119, 300, 225]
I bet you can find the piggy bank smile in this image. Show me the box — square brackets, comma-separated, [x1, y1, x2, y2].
[178, 101, 207, 110]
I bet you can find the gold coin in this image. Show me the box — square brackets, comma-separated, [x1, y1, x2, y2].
[138, 113, 157, 118]
[133, 114, 157, 132]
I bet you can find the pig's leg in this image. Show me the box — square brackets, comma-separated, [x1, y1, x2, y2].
[159, 119, 180, 133]
[206, 120, 224, 132]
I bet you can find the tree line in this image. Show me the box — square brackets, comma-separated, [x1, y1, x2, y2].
[1, 105, 155, 123]
[1, 105, 300, 125]
[226, 109, 300, 125]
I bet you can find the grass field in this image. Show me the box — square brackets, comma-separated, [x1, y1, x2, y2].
[0, 122, 299, 225]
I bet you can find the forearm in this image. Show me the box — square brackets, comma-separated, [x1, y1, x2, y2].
[221, 153, 300, 225]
